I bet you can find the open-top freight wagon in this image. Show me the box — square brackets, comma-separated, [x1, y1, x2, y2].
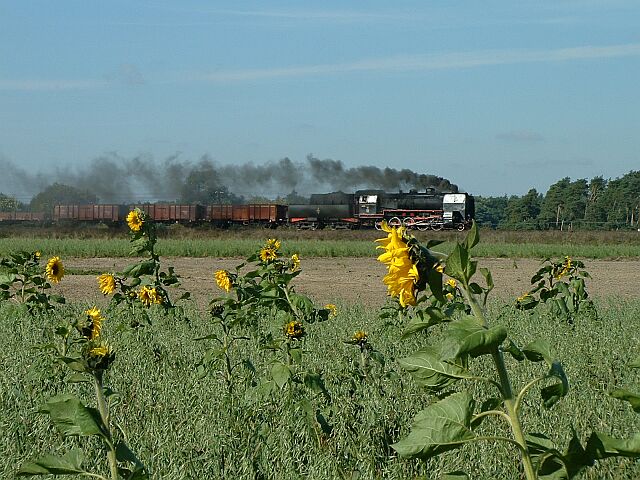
[205, 204, 287, 227]
[53, 204, 130, 223]
[0, 211, 45, 222]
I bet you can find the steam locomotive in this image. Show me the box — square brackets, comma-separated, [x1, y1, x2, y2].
[0, 188, 474, 231]
[288, 189, 474, 231]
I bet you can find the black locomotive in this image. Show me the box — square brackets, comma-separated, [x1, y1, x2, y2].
[288, 188, 474, 230]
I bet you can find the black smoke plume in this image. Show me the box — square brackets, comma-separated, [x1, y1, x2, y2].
[0, 153, 459, 204]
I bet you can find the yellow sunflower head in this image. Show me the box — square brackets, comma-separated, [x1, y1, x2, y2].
[83, 307, 104, 340]
[138, 285, 161, 307]
[215, 269, 232, 292]
[284, 321, 305, 340]
[266, 238, 281, 251]
[33, 251, 41, 261]
[352, 330, 368, 345]
[380, 245, 419, 307]
[126, 209, 144, 232]
[290, 253, 300, 271]
[86, 341, 115, 371]
[45, 256, 64, 283]
[259, 247, 278, 263]
[97, 273, 116, 295]
[324, 304, 338, 318]
[446, 279, 457, 288]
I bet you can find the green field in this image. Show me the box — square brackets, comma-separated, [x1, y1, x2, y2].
[2, 227, 640, 479]
[1, 227, 640, 258]
[2, 298, 640, 479]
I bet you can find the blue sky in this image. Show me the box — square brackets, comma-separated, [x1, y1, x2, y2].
[1, 0, 639, 197]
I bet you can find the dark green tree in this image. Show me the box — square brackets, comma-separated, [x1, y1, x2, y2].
[539, 177, 571, 228]
[584, 176, 607, 228]
[600, 171, 640, 228]
[30, 183, 97, 213]
[504, 189, 542, 228]
[0, 193, 24, 212]
[563, 178, 588, 223]
[474, 196, 508, 228]
[180, 162, 243, 204]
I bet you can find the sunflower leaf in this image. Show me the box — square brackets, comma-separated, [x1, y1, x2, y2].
[392, 391, 476, 459]
[17, 449, 86, 475]
[39, 394, 107, 439]
[398, 346, 473, 393]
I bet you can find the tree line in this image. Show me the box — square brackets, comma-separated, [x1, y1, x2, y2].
[475, 171, 640, 230]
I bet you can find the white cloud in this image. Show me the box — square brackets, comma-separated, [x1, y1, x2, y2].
[3, 43, 640, 91]
[194, 43, 640, 83]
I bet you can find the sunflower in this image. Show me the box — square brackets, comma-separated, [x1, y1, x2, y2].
[126, 209, 144, 232]
[352, 330, 368, 346]
[138, 285, 162, 306]
[260, 247, 277, 263]
[284, 321, 305, 340]
[33, 251, 41, 261]
[382, 255, 419, 307]
[45, 256, 64, 283]
[554, 256, 573, 279]
[86, 341, 115, 371]
[97, 273, 116, 295]
[446, 278, 457, 288]
[84, 307, 104, 340]
[215, 269, 232, 292]
[290, 253, 300, 271]
[376, 224, 419, 307]
[324, 303, 338, 318]
[266, 238, 281, 251]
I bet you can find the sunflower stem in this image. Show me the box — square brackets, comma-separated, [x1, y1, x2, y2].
[93, 372, 119, 480]
[464, 286, 537, 480]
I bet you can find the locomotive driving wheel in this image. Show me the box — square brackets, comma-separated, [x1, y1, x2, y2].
[402, 217, 416, 229]
[388, 217, 402, 227]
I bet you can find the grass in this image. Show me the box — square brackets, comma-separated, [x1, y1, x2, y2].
[2, 298, 640, 479]
[1, 232, 640, 259]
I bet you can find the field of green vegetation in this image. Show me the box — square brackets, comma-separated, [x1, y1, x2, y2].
[1, 226, 640, 258]
[2, 299, 639, 479]
[2, 221, 640, 479]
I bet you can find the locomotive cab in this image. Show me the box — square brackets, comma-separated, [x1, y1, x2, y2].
[443, 193, 470, 229]
[357, 194, 379, 214]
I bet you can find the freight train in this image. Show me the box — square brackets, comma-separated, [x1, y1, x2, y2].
[0, 189, 474, 231]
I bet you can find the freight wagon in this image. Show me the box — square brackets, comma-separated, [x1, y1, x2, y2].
[53, 204, 129, 223]
[0, 211, 45, 222]
[205, 204, 287, 227]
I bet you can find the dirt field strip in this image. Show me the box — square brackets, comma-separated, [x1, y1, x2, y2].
[58, 257, 640, 309]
